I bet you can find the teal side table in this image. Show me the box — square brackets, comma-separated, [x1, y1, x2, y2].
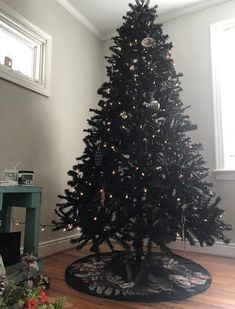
[0, 186, 42, 257]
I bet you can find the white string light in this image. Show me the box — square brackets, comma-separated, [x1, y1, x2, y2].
[12, 217, 76, 232]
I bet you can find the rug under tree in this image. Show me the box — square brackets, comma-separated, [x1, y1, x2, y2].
[65, 251, 211, 302]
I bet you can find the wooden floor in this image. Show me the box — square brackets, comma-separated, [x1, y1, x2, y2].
[43, 245, 235, 309]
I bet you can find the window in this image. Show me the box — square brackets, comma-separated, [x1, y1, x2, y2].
[0, 1, 52, 96]
[211, 18, 235, 178]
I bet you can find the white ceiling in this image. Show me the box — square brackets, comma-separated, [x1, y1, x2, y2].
[58, 0, 231, 39]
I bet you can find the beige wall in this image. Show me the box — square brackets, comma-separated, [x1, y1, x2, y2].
[162, 1, 235, 244]
[104, 1, 235, 248]
[0, 0, 103, 247]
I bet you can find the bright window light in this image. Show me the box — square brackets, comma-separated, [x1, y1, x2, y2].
[211, 19, 235, 171]
[0, 27, 34, 78]
[0, 1, 52, 96]
[219, 27, 235, 169]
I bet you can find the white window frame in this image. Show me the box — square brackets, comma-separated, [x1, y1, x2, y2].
[211, 18, 235, 181]
[0, 0, 52, 97]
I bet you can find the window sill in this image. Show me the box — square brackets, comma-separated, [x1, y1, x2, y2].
[0, 63, 50, 97]
[213, 170, 235, 181]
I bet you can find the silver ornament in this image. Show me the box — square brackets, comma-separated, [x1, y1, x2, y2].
[144, 100, 160, 112]
[120, 111, 128, 119]
[141, 37, 156, 48]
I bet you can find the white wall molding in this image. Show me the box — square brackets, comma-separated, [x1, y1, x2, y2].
[169, 240, 235, 258]
[57, 0, 233, 41]
[38, 236, 235, 259]
[157, 0, 232, 24]
[56, 0, 102, 40]
[39, 235, 76, 258]
[104, 0, 233, 40]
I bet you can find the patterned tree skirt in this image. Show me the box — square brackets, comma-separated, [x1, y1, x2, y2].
[65, 251, 211, 302]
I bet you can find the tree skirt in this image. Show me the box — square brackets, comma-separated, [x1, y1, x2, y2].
[65, 251, 211, 302]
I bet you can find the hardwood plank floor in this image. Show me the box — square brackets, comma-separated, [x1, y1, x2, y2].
[43, 245, 235, 309]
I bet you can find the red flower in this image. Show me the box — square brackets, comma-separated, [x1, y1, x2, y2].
[24, 296, 39, 309]
[39, 289, 47, 303]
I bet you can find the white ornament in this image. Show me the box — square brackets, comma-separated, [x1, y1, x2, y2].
[141, 37, 156, 48]
[144, 100, 160, 112]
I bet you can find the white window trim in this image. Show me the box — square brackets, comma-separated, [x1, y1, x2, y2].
[0, 0, 52, 97]
[210, 18, 235, 181]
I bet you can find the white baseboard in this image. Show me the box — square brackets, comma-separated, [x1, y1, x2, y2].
[169, 240, 235, 258]
[37, 236, 235, 259]
[39, 235, 75, 258]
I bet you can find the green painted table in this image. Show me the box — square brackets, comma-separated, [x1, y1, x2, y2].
[0, 186, 42, 257]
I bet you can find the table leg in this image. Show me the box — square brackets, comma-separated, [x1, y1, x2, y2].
[0, 206, 12, 233]
[24, 193, 41, 256]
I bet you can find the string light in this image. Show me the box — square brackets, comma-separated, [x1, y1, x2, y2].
[13, 218, 68, 233]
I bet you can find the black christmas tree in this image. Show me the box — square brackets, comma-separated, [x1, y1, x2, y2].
[53, 0, 231, 302]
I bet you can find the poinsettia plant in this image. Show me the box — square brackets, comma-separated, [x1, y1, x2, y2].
[0, 255, 65, 309]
